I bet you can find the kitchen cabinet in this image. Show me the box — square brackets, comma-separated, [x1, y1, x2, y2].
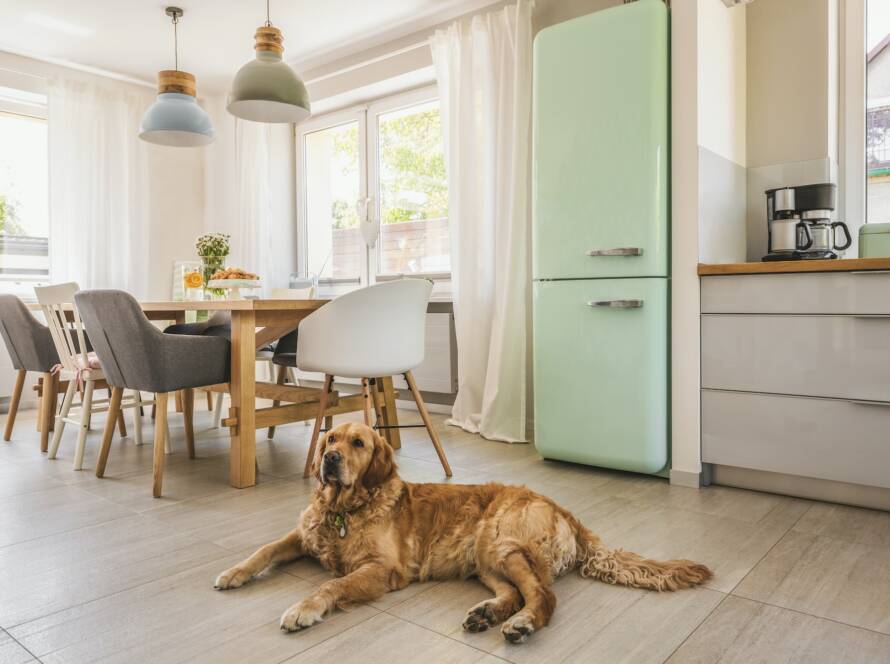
[699, 260, 890, 508]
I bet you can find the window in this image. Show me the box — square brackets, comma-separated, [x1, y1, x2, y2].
[0, 87, 48, 299]
[866, 0, 890, 222]
[297, 86, 449, 296]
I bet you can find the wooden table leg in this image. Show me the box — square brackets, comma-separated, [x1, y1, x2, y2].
[229, 310, 257, 488]
[379, 376, 401, 450]
[4, 369, 25, 441]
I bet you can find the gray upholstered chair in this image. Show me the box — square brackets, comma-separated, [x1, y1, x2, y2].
[74, 290, 231, 497]
[0, 294, 61, 448]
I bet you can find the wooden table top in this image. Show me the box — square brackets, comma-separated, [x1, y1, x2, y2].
[698, 257, 890, 276]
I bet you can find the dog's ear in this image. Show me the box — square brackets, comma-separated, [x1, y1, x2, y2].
[362, 431, 395, 490]
[310, 434, 328, 484]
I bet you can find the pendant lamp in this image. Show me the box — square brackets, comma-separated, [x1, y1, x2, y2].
[227, 0, 311, 123]
[139, 7, 214, 147]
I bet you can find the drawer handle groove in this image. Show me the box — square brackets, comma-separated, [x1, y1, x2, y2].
[588, 299, 644, 309]
[586, 247, 643, 257]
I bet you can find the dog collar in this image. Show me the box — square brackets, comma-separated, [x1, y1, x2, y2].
[332, 513, 347, 538]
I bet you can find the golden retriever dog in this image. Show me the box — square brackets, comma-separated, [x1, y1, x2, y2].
[215, 423, 711, 643]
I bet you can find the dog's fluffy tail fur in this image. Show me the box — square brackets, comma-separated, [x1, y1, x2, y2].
[575, 526, 712, 591]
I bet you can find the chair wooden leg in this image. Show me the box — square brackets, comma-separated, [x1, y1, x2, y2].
[369, 378, 384, 428]
[379, 376, 401, 450]
[73, 381, 95, 470]
[96, 387, 123, 478]
[404, 371, 451, 477]
[49, 380, 76, 459]
[132, 390, 143, 445]
[183, 387, 195, 459]
[267, 365, 288, 440]
[175, 390, 183, 413]
[153, 392, 169, 498]
[4, 369, 26, 441]
[213, 393, 224, 428]
[39, 372, 55, 453]
[360, 379, 374, 426]
[47, 374, 59, 433]
[324, 415, 333, 431]
[205, 390, 213, 410]
[115, 388, 128, 438]
[303, 374, 334, 478]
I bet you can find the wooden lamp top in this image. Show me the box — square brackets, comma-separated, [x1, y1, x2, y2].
[157, 70, 196, 96]
[254, 25, 285, 54]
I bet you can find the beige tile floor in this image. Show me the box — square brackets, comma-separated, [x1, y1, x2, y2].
[1, 404, 889, 664]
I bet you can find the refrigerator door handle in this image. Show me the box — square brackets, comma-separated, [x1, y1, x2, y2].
[587, 299, 644, 309]
[585, 247, 643, 257]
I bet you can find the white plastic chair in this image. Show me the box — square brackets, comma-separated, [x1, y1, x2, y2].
[298, 279, 451, 477]
[35, 283, 149, 470]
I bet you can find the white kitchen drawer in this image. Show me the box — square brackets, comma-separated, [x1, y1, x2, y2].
[701, 271, 890, 314]
[702, 389, 890, 489]
[702, 314, 890, 401]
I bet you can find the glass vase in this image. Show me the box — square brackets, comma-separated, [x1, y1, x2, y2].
[200, 255, 226, 299]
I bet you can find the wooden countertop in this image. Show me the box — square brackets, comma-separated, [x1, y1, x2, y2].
[698, 257, 890, 276]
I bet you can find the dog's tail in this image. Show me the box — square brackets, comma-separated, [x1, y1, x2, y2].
[575, 525, 711, 591]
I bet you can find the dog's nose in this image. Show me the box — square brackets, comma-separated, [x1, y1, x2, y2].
[324, 450, 341, 464]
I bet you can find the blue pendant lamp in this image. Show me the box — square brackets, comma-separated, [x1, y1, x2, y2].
[139, 7, 214, 147]
[227, 0, 310, 123]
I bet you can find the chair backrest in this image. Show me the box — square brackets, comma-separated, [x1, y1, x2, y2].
[34, 282, 89, 374]
[270, 286, 315, 300]
[296, 279, 432, 378]
[0, 294, 59, 372]
[73, 289, 164, 389]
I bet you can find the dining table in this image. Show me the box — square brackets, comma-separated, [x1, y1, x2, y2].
[30, 297, 407, 489]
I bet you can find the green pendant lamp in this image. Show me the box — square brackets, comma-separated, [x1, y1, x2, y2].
[139, 7, 214, 147]
[227, 0, 311, 123]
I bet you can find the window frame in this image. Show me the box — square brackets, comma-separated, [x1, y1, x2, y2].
[295, 84, 450, 296]
[840, 0, 866, 246]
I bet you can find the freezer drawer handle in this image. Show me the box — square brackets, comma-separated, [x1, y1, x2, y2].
[585, 247, 643, 257]
[587, 299, 644, 309]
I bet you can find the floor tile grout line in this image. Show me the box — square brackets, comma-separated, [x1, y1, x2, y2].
[722, 502, 814, 596]
[379, 608, 515, 663]
[0, 509, 143, 552]
[2, 626, 45, 663]
[4, 544, 242, 635]
[272, 610, 384, 664]
[731, 594, 890, 639]
[659, 592, 732, 664]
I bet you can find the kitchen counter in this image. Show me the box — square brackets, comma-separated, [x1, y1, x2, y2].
[698, 257, 890, 276]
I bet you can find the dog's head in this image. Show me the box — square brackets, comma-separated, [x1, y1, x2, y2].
[311, 422, 396, 496]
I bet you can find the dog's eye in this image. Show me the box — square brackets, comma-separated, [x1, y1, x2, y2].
[328, 436, 335, 443]
[352, 439, 364, 448]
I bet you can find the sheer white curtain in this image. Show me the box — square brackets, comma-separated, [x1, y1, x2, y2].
[233, 119, 296, 294]
[431, 0, 533, 443]
[47, 78, 153, 297]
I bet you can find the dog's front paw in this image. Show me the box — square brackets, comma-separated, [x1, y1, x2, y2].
[214, 566, 252, 590]
[501, 612, 535, 644]
[280, 597, 326, 632]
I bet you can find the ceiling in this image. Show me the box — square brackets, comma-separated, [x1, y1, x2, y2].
[0, 0, 479, 94]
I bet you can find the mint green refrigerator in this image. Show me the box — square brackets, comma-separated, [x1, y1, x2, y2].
[532, 0, 669, 474]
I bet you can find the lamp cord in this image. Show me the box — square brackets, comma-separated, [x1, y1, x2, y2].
[265, 0, 272, 26]
[172, 12, 179, 70]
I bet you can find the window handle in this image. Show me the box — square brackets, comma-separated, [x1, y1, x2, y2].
[357, 197, 379, 249]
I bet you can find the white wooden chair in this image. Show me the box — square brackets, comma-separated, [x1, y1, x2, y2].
[35, 283, 152, 470]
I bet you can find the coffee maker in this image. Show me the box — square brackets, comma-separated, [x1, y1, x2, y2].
[763, 183, 852, 261]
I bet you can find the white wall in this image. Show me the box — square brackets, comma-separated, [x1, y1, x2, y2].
[745, 0, 841, 260]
